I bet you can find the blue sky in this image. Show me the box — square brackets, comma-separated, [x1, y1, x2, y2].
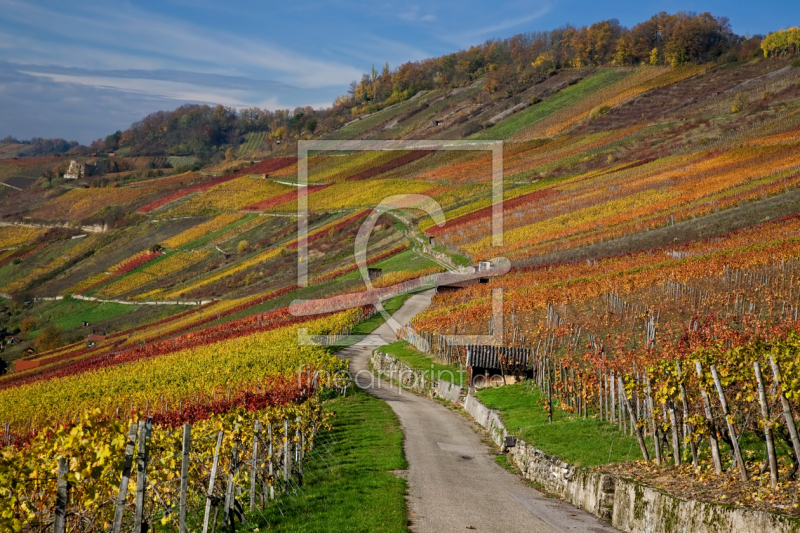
[1, 0, 797, 143]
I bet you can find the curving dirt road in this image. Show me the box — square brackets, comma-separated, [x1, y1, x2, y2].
[337, 290, 618, 533]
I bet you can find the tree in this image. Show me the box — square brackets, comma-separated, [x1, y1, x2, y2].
[35, 325, 63, 352]
[225, 147, 236, 161]
[238, 240, 248, 253]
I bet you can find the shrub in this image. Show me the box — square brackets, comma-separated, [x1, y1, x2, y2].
[529, 95, 541, 105]
[731, 93, 745, 113]
[792, 58, 800, 68]
[34, 325, 63, 352]
[238, 240, 249, 253]
[19, 317, 38, 332]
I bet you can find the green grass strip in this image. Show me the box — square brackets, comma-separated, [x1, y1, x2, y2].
[475, 382, 648, 467]
[379, 340, 466, 387]
[246, 387, 408, 532]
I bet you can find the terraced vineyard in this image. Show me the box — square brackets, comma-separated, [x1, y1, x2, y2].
[3, 19, 800, 531]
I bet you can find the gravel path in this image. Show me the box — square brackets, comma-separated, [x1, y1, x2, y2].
[337, 290, 619, 533]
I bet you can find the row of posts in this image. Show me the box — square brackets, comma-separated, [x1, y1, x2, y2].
[53, 416, 306, 533]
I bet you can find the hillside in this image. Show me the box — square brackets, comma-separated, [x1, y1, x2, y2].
[2, 14, 800, 532]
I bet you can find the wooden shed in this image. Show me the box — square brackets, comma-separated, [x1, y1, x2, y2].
[466, 345, 530, 387]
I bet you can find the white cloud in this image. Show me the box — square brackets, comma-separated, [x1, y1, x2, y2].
[0, 0, 363, 87]
[19, 71, 253, 107]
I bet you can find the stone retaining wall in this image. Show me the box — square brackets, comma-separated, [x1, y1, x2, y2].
[370, 350, 466, 403]
[369, 351, 800, 531]
[463, 390, 800, 533]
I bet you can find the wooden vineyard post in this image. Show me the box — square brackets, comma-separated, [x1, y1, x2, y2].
[112, 422, 138, 533]
[754, 362, 778, 487]
[224, 444, 239, 531]
[179, 423, 191, 533]
[268, 423, 275, 501]
[598, 371, 603, 421]
[645, 373, 662, 466]
[133, 418, 152, 533]
[667, 400, 681, 466]
[619, 377, 649, 463]
[546, 357, 553, 423]
[695, 362, 723, 474]
[283, 419, 290, 489]
[676, 361, 699, 469]
[203, 431, 225, 533]
[295, 416, 303, 486]
[54, 458, 69, 533]
[610, 371, 616, 425]
[250, 420, 260, 513]
[769, 356, 800, 470]
[710, 365, 748, 482]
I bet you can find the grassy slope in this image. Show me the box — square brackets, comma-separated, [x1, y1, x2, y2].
[379, 340, 466, 387]
[472, 69, 631, 140]
[27, 299, 137, 339]
[476, 383, 648, 467]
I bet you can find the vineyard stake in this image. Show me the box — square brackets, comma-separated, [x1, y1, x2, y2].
[619, 376, 649, 463]
[133, 418, 152, 533]
[296, 416, 303, 486]
[203, 431, 225, 533]
[267, 423, 275, 501]
[112, 422, 138, 533]
[645, 374, 662, 466]
[667, 400, 681, 466]
[54, 458, 69, 533]
[676, 361, 699, 469]
[695, 362, 723, 473]
[754, 362, 778, 487]
[284, 419, 290, 489]
[769, 356, 800, 472]
[250, 420, 260, 513]
[223, 443, 238, 531]
[610, 371, 616, 424]
[710, 365, 748, 482]
[179, 423, 191, 533]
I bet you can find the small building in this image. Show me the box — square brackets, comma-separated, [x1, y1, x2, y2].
[466, 345, 530, 388]
[64, 160, 83, 180]
[428, 236, 435, 246]
[432, 120, 441, 126]
[367, 268, 382, 281]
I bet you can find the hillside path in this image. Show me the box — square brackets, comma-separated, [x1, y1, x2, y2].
[337, 290, 618, 533]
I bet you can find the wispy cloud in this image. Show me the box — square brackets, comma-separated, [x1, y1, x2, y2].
[0, 0, 363, 87]
[398, 6, 437, 22]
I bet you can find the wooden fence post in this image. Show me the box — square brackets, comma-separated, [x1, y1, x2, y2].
[112, 422, 138, 533]
[203, 431, 225, 533]
[179, 423, 191, 533]
[54, 458, 69, 533]
[754, 361, 778, 487]
[133, 418, 152, 533]
[769, 356, 800, 470]
[710, 365, 748, 482]
[695, 362, 723, 474]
